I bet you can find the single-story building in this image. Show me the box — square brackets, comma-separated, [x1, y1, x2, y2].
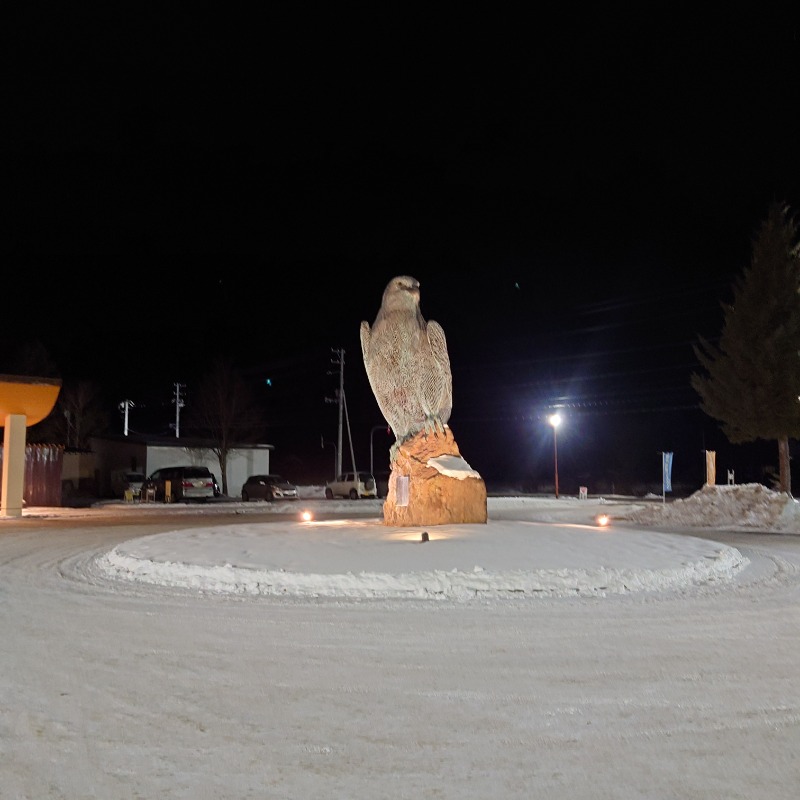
[89, 434, 274, 499]
[1, 435, 274, 506]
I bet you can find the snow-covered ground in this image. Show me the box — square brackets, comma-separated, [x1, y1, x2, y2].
[94, 489, 761, 600]
[2, 484, 799, 798]
[12, 482, 799, 600]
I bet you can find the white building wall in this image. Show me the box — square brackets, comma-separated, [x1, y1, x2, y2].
[227, 448, 271, 496]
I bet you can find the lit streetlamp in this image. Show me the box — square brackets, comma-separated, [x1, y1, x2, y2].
[548, 413, 562, 499]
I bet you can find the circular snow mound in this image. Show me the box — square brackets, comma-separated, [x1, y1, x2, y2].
[96, 519, 749, 599]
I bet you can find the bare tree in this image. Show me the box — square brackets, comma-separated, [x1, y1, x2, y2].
[184, 358, 266, 495]
[28, 379, 109, 449]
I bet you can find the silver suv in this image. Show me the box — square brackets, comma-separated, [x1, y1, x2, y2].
[325, 471, 378, 500]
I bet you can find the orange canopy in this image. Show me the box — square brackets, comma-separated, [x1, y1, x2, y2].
[0, 375, 62, 426]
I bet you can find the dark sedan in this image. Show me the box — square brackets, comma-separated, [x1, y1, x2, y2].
[241, 474, 299, 502]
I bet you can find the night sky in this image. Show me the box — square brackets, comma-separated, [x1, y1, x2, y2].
[5, 11, 800, 490]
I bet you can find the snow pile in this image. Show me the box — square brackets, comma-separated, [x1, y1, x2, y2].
[624, 483, 800, 531]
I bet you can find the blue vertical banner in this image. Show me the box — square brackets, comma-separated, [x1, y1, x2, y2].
[662, 451, 674, 493]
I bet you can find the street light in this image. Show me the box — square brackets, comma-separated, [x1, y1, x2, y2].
[321, 437, 338, 480]
[548, 413, 562, 499]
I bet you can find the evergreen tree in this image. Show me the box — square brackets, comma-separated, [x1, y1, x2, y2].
[691, 202, 800, 495]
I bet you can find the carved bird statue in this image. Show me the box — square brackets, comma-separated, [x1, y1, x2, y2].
[360, 276, 452, 460]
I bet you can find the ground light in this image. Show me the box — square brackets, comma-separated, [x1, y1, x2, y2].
[301, 510, 313, 522]
[595, 513, 610, 527]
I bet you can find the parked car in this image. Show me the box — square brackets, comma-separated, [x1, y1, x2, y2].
[110, 469, 146, 499]
[325, 471, 378, 500]
[142, 466, 216, 502]
[241, 474, 298, 502]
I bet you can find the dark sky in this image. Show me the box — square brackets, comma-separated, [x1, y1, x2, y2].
[5, 11, 800, 489]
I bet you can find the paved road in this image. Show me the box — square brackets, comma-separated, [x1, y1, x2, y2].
[1, 509, 799, 799]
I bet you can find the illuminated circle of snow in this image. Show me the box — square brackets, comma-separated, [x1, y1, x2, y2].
[97, 519, 749, 600]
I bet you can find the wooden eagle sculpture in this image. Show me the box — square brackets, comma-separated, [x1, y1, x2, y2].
[360, 275, 452, 459]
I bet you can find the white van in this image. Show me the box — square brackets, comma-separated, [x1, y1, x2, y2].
[142, 466, 216, 502]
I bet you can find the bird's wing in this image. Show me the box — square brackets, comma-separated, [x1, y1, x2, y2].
[359, 321, 371, 362]
[426, 321, 451, 379]
[360, 320, 406, 435]
[425, 320, 453, 424]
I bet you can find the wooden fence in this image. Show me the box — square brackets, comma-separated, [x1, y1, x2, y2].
[0, 443, 64, 507]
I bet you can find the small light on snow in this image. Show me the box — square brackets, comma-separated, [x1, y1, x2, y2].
[301, 510, 313, 522]
[596, 514, 610, 527]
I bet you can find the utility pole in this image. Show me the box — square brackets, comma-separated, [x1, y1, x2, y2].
[337, 350, 345, 475]
[326, 349, 345, 476]
[325, 348, 360, 476]
[342, 385, 357, 476]
[173, 383, 185, 438]
[119, 399, 135, 436]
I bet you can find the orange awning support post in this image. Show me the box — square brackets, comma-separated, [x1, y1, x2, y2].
[0, 375, 61, 518]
